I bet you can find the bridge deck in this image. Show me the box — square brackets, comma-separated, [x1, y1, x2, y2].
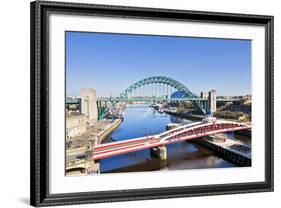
[92, 121, 250, 160]
[66, 97, 239, 104]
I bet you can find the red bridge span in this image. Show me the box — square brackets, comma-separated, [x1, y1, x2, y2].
[92, 119, 251, 161]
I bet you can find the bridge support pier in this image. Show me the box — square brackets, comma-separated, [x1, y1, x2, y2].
[150, 145, 167, 160]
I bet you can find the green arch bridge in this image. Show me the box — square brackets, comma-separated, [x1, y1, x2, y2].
[66, 76, 238, 119]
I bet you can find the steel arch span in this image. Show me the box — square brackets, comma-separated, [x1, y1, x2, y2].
[119, 76, 206, 114]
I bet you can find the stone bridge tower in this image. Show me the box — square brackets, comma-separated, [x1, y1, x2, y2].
[81, 88, 98, 126]
[208, 90, 216, 114]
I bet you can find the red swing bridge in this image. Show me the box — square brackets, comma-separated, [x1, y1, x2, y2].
[92, 118, 251, 161]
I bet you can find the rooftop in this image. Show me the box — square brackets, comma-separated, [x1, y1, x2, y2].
[66, 112, 85, 118]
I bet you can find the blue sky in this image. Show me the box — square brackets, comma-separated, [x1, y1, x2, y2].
[66, 32, 251, 97]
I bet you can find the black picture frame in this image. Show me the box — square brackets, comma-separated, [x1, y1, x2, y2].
[30, 0, 274, 207]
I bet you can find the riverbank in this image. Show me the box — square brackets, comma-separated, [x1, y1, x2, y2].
[164, 110, 204, 121]
[95, 119, 122, 144]
[65, 118, 122, 175]
[193, 136, 251, 167]
[165, 110, 252, 125]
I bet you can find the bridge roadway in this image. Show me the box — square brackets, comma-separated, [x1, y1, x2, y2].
[92, 120, 251, 160]
[66, 97, 239, 104]
[96, 97, 238, 102]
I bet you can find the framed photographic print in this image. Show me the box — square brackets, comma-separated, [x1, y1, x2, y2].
[30, 0, 274, 206]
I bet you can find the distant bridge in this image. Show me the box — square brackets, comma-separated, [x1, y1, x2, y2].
[96, 97, 238, 102]
[67, 97, 238, 103]
[67, 76, 240, 119]
[92, 120, 250, 161]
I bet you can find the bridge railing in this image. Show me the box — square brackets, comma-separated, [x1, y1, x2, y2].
[92, 121, 250, 160]
[162, 122, 246, 142]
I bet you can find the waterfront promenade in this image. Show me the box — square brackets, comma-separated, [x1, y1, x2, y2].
[66, 118, 122, 175]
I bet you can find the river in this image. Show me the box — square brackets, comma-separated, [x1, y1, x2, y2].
[100, 104, 237, 173]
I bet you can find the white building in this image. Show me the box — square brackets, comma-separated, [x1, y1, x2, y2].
[66, 112, 87, 140]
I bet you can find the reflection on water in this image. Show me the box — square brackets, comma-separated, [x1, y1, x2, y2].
[101, 104, 235, 173]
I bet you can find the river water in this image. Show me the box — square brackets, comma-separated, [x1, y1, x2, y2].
[101, 104, 236, 173]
